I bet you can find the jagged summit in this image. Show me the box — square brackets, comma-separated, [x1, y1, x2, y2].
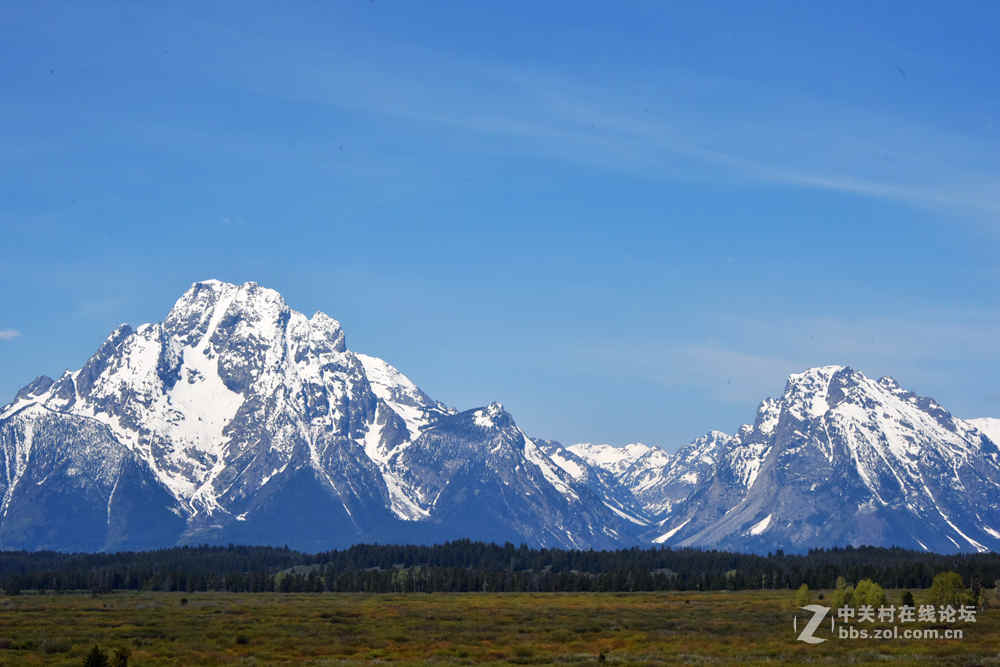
[0, 280, 636, 551]
[643, 365, 1000, 553]
[470, 402, 511, 430]
[782, 364, 851, 419]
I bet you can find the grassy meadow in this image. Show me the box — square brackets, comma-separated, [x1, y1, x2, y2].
[0, 589, 997, 665]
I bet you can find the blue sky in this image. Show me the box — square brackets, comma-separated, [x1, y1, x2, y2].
[1, 2, 998, 448]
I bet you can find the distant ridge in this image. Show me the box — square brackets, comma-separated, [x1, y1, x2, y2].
[2, 280, 999, 553]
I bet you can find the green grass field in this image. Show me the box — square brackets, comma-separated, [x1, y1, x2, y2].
[0, 589, 997, 665]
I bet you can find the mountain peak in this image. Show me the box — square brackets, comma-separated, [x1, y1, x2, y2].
[782, 365, 849, 419]
[0, 279, 649, 551]
[168, 279, 288, 323]
[472, 402, 509, 429]
[785, 364, 848, 388]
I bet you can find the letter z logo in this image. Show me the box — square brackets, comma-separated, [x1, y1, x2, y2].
[796, 604, 830, 644]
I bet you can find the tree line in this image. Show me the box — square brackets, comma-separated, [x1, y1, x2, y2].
[1, 541, 998, 594]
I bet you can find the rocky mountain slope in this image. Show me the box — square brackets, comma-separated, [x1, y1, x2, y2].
[2, 281, 998, 554]
[639, 366, 1000, 553]
[0, 280, 635, 551]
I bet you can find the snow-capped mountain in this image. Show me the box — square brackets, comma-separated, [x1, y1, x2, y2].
[538, 441, 653, 530]
[2, 281, 998, 554]
[648, 366, 1000, 554]
[564, 443, 658, 477]
[0, 280, 637, 551]
[555, 442, 669, 518]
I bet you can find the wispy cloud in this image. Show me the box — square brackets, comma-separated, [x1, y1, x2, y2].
[44, 27, 996, 224]
[209, 40, 1000, 222]
[571, 308, 1000, 421]
[0, 329, 21, 341]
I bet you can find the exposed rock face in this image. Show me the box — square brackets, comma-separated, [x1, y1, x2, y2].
[642, 366, 1000, 554]
[0, 280, 640, 551]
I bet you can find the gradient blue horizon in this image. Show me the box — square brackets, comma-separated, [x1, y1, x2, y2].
[1, 2, 998, 449]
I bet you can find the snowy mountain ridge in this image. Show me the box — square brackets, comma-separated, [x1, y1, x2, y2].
[565, 442, 660, 476]
[0, 280, 635, 551]
[2, 280, 998, 554]
[639, 365, 1000, 553]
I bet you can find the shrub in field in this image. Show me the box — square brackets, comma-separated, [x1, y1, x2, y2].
[831, 585, 854, 611]
[901, 591, 915, 607]
[929, 572, 970, 608]
[794, 583, 810, 607]
[41, 637, 72, 653]
[83, 645, 109, 667]
[111, 646, 131, 667]
[853, 579, 887, 608]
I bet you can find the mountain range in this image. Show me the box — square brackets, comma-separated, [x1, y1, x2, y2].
[2, 280, 997, 554]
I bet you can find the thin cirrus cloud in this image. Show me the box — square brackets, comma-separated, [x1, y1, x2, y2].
[574, 309, 1000, 410]
[0, 329, 21, 341]
[222, 42, 1000, 223]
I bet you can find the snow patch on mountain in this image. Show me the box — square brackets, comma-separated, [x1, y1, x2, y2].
[545, 448, 588, 481]
[356, 353, 450, 440]
[747, 514, 772, 535]
[602, 501, 648, 525]
[522, 430, 580, 503]
[473, 402, 506, 429]
[653, 518, 690, 544]
[567, 442, 657, 476]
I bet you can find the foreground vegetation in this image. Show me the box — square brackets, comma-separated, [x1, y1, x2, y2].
[2, 543, 998, 664]
[0, 587, 999, 665]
